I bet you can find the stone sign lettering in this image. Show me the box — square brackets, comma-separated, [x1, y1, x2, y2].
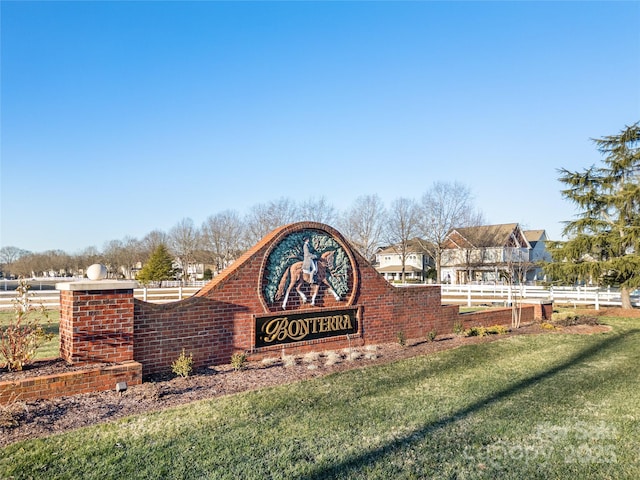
[255, 308, 358, 347]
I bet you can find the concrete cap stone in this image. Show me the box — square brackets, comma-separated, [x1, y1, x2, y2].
[56, 280, 139, 291]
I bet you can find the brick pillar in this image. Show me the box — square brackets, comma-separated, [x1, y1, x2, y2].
[529, 301, 553, 321]
[56, 280, 138, 364]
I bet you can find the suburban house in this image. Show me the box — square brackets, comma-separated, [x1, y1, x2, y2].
[374, 239, 435, 282]
[524, 229, 553, 265]
[440, 223, 550, 285]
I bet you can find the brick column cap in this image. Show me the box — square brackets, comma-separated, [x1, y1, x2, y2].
[56, 280, 139, 291]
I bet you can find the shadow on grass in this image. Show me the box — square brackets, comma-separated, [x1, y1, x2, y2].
[43, 323, 59, 336]
[303, 328, 639, 480]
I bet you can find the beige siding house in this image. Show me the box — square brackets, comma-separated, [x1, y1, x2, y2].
[440, 223, 549, 284]
[375, 239, 435, 282]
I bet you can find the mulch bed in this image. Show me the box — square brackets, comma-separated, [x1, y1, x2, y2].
[0, 317, 620, 448]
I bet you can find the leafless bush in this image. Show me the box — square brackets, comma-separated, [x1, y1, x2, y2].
[0, 280, 53, 372]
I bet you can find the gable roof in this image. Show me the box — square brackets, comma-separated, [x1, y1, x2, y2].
[376, 238, 433, 256]
[523, 229, 546, 247]
[445, 223, 531, 249]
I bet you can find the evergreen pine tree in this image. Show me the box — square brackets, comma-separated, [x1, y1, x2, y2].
[545, 122, 640, 309]
[137, 244, 176, 286]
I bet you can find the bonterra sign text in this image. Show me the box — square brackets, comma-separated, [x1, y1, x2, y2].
[255, 308, 358, 348]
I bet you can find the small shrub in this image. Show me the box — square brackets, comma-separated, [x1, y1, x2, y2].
[302, 352, 320, 369]
[464, 326, 487, 337]
[485, 325, 508, 335]
[0, 280, 53, 372]
[453, 321, 465, 336]
[396, 331, 406, 347]
[363, 345, 379, 360]
[541, 322, 556, 330]
[426, 329, 438, 342]
[261, 357, 279, 367]
[281, 353, 298, 368]
[465, 325, 508, 337]
[230, 352, 247, 371]
[171, 348, 193, 378]
[302, 351, 320, 363]
[324, 351, 342, 366]
[345, 350, 362, 362]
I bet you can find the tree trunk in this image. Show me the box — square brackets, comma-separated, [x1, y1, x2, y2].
[620, 286, 633, 310]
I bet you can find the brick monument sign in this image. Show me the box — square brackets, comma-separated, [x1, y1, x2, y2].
[2, 221, 551, 404]
[132, 221, 459, 374]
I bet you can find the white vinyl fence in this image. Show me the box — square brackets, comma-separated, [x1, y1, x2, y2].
[0, 282, 638, 310]
[437, 284, 640, 309]
[0, 285, 203, 310]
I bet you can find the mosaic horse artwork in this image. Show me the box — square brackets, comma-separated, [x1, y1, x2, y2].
[275, 250, 341, 310]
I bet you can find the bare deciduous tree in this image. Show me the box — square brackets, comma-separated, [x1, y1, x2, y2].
[419, 181, 484, 283]
[386, 197, 420, 282]
[245, 197, 299, 245]
[10, 250, 72, 278]
[102, 239, 134, 279]
[168, 218, 201, 282]
[338, 194, 387, 262]
[140, 230, 169, 262]
[0, 246, 31, 277]
[298, 196, 338, 225]
[201, 210, 246, 274]
[502, 249, 537, 329]
[73, 247, 101, 275]
[120, 236, 143, 279]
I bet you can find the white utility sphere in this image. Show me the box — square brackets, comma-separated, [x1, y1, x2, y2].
[86, 263, 108, 280]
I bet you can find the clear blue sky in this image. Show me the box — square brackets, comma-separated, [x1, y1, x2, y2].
[1, 1, 639, 253]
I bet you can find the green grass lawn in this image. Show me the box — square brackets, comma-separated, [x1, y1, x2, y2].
[0, 309, 60, 360]
[2, 316, 639, 479]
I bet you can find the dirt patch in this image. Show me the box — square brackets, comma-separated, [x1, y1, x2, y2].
[0, 321, 611, 447]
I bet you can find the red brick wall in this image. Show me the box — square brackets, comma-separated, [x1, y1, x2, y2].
[133, 222, 463, 375]
[59, 289, 134, 364]
[134, 226, 280, 375]
[458, 306, 535, 328]
[56, 223, 554, 379]
[353, 258, 460, 342]
[0, 361, 141, 405]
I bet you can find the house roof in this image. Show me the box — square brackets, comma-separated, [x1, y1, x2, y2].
[523, 229, 546, 246]
[376, 264, 425, 273]
[445, 223, 531, 249]
[376, 238, 432, 256]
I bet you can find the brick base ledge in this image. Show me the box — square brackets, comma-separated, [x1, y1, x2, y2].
[0, 361, 143, 405]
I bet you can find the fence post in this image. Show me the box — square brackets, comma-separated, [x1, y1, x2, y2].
[143, 286, 148, 302]
[467, 284, 472, 307]
[595, 289, 600, 310]
[179, 285, 183, 300]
